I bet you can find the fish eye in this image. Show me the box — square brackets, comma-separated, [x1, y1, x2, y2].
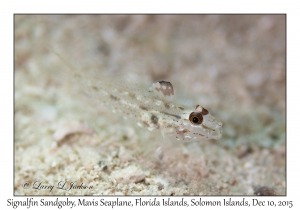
[189, 112, 203, 125]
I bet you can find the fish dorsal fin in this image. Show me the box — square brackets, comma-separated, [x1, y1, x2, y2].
[148, 81, 174, 102]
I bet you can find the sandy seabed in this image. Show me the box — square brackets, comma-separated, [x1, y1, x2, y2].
[15, 15, 285, 195]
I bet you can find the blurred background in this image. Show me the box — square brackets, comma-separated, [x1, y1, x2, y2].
[15, 15, 285, 195]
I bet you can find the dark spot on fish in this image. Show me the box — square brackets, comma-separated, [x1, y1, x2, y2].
[164, 103, 170, 109]
[178, 107, 184, 110]
[182, 129, 190, 133]
[139, 105, 148, 111]
[175, 127, 186, 139]
[151, 114, 159, 124]
[110, 94, 119, 101]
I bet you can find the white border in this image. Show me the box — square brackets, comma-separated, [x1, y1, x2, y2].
[2, 0, 299, 209]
